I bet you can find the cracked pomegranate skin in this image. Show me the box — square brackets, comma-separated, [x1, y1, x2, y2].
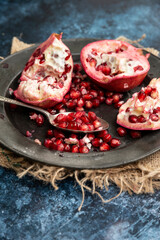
[14, 33, 73, 108]
[117, 78, 160, 130]
[80, 40, 150, 92]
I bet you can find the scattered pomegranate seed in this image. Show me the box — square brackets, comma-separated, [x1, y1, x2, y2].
[117, 127, 127, 137]
[36, 114, 44, 126]
[150, 113, 159, 121]
[26, 130, 32, 137]
[44, 139, 52, 148]
[129, 115, 138, 123]
[85, 101, 93, 109]
[112, 94, 120, 103]
[103, 133, 112, 143]
[87, 133, 95, 141]
[144, 86, 152, 95]
[64, 143, 71, 152]
[70, 89, 81, 99]
[71, 145, 79, 153]
[110, 138, 121, 148]
[138, 91, 146, 102]
[97, 130, 108, 138]
[92, 98, 100, 108]
[47, 129, 54, 137]
[92, 138, 102, 147]
[79, 146, 89, 153]
[114, 101, 124, 109]
[105, 97, 113, 105]
[73, 63, 82, 72]
[100, 142, 110, 151]
[53, 129, 65, 139]
[57, 143, 65, 151]
[130, 130, 141, 139]
[137, 115, 146, 123]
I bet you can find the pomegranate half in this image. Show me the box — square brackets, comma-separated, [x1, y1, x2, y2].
[14, 33, 73, 108]
[117, 78, 160, 130]
[80, 40, 150, 92]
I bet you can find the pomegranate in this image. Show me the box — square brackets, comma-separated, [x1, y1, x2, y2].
[117, 78, 160, 130]
[80, 40, 150, 92]
[14, 33, 73, 108]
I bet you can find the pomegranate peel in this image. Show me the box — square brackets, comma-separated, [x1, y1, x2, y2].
[80, 40, 150, 92]
[117, 78, 160, 130]
[14, 33, 73, 108]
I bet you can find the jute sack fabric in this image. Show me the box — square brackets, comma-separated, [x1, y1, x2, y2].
[0, 35, 160, 211]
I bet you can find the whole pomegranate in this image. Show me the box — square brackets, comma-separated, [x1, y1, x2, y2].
[14, 33, 73, 108]
[117, 78, 160, 130]
[80, 40, 150, 92]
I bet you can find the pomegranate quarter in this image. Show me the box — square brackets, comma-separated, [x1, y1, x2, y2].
[80, 40, 150, 92]
[14, 33, 73, 108]
[117, 78, 160, 130]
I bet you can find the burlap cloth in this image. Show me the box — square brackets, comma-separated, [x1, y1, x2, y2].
[1, 35, 160, 210]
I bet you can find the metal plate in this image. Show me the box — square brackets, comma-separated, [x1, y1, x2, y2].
[0, 38, 160, 169]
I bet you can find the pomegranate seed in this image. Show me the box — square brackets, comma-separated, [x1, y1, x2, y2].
[26, 130, 32, 137]
[126, 107, 131, 112]
[83, 94, 93, 101]
[137, 115, 146, 123]
[117, 127, 127, 137]
[97, 130, 108, 138]
[103, 133, 112, 143]
[54, 103, 64, 110]
[70, 90, 81, 99]
[105, 91, 113, 97]
[57, 143, 65, 151]
[64, 144, 71, 152]
[71, 145, 79, 153]
[93, 119, 101, 129]
[36, 114, 44, 126]
[87, 58, 97, 67]
[90, 90, 98, 98]
[47, 129, 54, 137]
[144, 86, 152, 95]
[81, 115, 90, 123]
[105, 97, 113, 105]
[150, 113, 159, 121]
[79, 139, 85, 146]
[54, 113, 67, 123]
[58, 122, 67, 128]
[92, 138, 102, 147]
[44, 139, 52, 148]
[130, 130, 141, 139]
[75, 107, 84, 112]
[87, 133, 95, 141]
[64, 64, 71, 73]
[87, 124, 94, 131]
[112, 94, 120, 103]
[73, 63, 82, 72]
[99, 143, 110, 151]
[77, 98, 85, 107]
[79, 123, 89, 131]
[75, 111, 85, 118]
[134, 65, 144, 72]
[65, 49, 71, 60]
[138, 91, 146, 102]
[110, 138, 121, 148]
[85, 101, 93, 109]
[55, 138, 63, 145]
[129, 115, 138, 123]
[65, 100, 76, 109]
[88, 111, 97, 121]
[114, 101, 124, 108]
[81, 88, 88, 95]
[79, 146, 89, 153]
[92, 98, 100, 108]
[98, 96, 105, 103]
[47, 108, 57, 115]
[70, 134, 78, 139]
[53, 129, 65, 139]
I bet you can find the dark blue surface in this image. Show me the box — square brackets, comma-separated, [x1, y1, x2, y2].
[0, 0, 160, 239]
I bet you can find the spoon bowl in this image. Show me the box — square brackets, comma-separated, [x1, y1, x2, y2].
[0, 96, 109, 133]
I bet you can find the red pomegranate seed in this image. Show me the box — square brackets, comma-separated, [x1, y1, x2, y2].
[47, 129, 54, 137]
[99, 90, 104, 97]
[151, 88, 158, 99]
[97, 130, 108, 138]
[138, 91, 146, 102]
[92, 138, 102, 147]
[87, 58, 97, 67]
[65, 49, 71, 60]
[85, 101, 93, 109]
[99, 142, 110, 151]
[64, 143, 71, 152]
[36, 114, 44, 126]
[144, 86, 152, 95]
[103, 133, 112, 143]
[71, 145, 79, 153]
[87, 124, 94, 131]
[54, 113, 67, 123]
[70, 90, 81, 99]
[79, 123, 89, 131]
[92, 99, 100, 108]
[117, 127, 127, 137]
[53, 129, 65, 139]
[98, 96, 105, 103]
[112, 94, 120, 103]
[58, 122, 67, 128]
[137, 115, 146, 123]
[65, 100, 76, 109]
[75, 107, 85, 112]
[130, 130, 141, 139]
[79, 139, 85, 146]
[70, 134, 78, 139]
[55, 138, 63, 145]
[77, 98, 85, 107]
[87, 133, 95, 140]
[73, 63, 82, 72]
[129, 115, 138, 123]
[44, 139, 52, 148]
[79, 146, 89, 153]
[26, 130, 32, 137]
[90, 90, 98, 98]
[105, 97, 113, 105]
[150, 113, 159, 121]
[114, 101, 124, 109]
[134, 65, 144, 72]
[83, 94, 93, 100]
[110, 138, 121, 148]
[126, 107, 131, 112]
[105, 91, 113, 97]
[57, 143, 65, 151]
[64, 64, 71, 73]
[88, 111, 97, 121]
[93, 119, 101, 129]
[54, 103, 64, 110]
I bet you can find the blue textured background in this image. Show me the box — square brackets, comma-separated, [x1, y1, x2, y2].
[0, 0, 160, 239]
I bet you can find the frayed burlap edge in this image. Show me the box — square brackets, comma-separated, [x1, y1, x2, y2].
[0, 34, 160, 211]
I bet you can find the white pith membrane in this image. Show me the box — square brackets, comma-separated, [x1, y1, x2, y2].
[86, 42, 147, 78]
[15, 36, 73, 103]
[117, 78, 160, 130]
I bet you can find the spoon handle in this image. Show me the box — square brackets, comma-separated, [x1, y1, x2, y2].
[0, 96, 49, 117]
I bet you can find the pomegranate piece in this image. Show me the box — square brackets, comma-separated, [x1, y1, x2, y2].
[80, 40, 150, 92]
[14, 33, 73, 108]
[117, 78, 160, 130]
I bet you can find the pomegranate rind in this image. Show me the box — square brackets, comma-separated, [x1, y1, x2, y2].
[80, 40, 150, 92]
[117, 78, 160, 130]
[14, 33, 73, 108]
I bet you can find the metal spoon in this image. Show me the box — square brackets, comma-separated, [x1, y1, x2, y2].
[0, 96, 109, 133]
